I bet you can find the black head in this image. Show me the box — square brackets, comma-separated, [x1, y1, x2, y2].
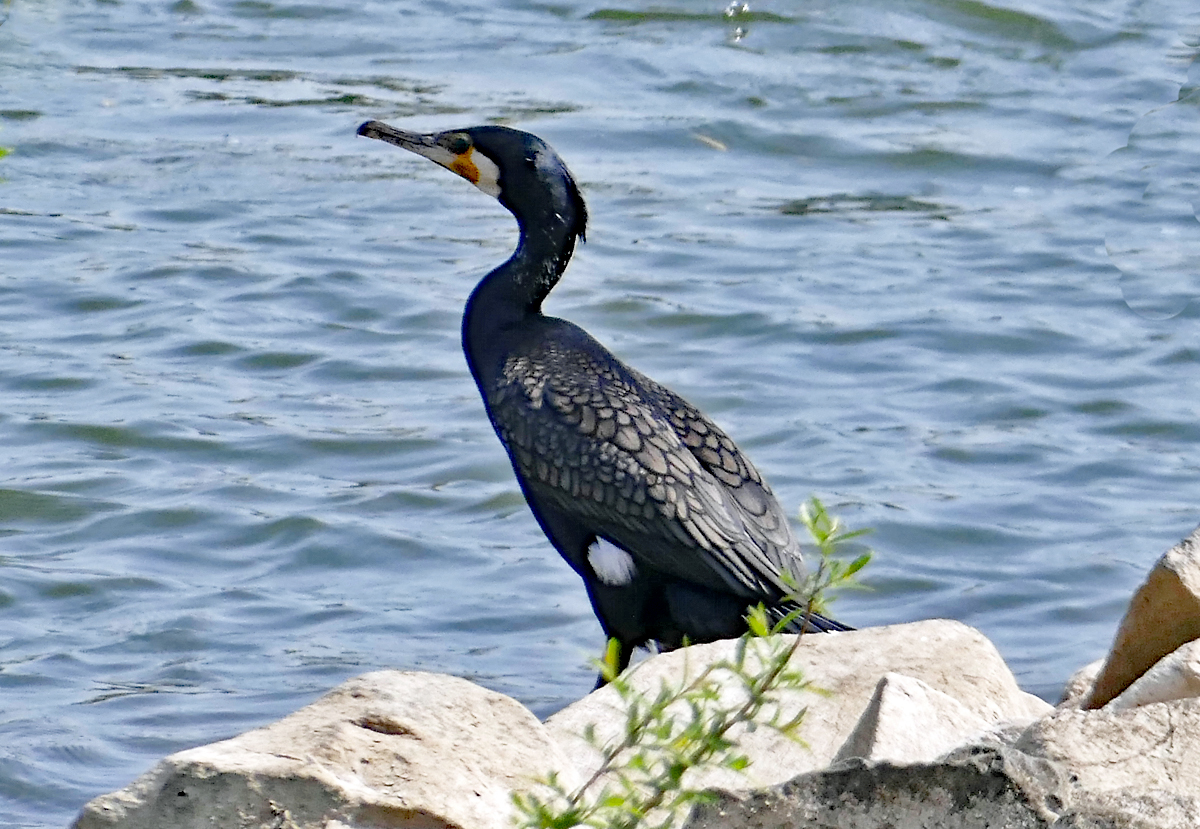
[358, 121, 587, 254]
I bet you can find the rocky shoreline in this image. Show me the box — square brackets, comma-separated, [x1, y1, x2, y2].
[73, 528, 1200, 829]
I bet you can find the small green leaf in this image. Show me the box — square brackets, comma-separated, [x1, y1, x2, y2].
[746, 604, 770, 637]
[599, 637, 622, 683]
[844, 552, 872, 577]
[725, 754, 750, 770]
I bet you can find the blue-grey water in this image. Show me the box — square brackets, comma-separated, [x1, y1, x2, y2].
[2, 0, 1200, 824]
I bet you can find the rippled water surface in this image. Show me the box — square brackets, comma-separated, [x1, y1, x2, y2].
[3, 0, 1200, 824]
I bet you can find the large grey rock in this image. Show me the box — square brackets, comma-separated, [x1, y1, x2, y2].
[832, 672, 992, 765]
[545, 620, 1050, 793]
[685, 746, 1066, 829]
[1087, 526, 1200, 708]
[687, 739, 1200, 829]
[1015, 697, 1200, 808]
[72, 670, 572, 829]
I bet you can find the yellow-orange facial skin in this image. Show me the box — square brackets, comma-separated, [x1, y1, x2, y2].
[449, 148, 482, 185]
[446, 147, 502, 198]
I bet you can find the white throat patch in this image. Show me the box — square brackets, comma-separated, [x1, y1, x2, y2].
[588, 538, 637, 586]
[470, 151, 502, 198]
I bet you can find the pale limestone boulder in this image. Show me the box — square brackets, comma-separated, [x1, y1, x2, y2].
[687, 695, 1200, 829]
[1087, 526, 1200, 708]
[832, 672, 992, 765]
[1015, 697, 1200, 805]
[687, 738, 1200, 829]
[1107, 639, 1200, 710]
[72, 670, 572, 829]
[545, 619, 1051, 793]
[685, 747, 1065, 829]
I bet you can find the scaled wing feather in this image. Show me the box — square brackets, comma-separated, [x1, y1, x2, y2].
[489, 336, 803, 599]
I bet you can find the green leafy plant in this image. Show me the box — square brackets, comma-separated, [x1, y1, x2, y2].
[793, 495, 872, 619]
[513, 496, 871, 829]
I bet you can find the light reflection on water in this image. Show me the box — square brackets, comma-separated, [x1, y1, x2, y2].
[1, 1, 1200, 825]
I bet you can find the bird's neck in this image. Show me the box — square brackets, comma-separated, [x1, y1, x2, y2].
[461, 210, 580, 383]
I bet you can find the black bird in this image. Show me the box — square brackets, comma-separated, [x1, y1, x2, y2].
[358, 120, 850, 675]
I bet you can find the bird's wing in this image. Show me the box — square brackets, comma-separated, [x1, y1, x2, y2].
[625, 365, 806, 582]
[488, 338, 797, 598]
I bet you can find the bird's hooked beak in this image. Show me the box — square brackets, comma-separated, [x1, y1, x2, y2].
[358, 120, 502, 198]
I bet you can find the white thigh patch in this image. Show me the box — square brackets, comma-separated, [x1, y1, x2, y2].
[587, 538, 637, 586]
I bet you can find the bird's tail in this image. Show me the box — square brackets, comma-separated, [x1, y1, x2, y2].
[771, 603, 854, 634]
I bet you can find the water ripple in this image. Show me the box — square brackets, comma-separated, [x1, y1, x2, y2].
[3, 0, 1200, 825]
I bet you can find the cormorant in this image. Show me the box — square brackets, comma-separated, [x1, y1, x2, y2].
[358, 120, 850, 676]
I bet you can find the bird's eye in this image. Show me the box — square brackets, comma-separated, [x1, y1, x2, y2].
[444, 134, 471, 155]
